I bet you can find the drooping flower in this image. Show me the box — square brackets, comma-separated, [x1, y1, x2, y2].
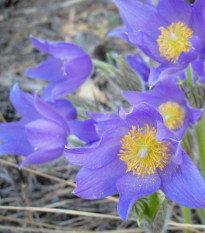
[110, 0, 205, 86]
[25, 36, 93, 101]
[65, 104, 205, 220]
[123, 78, 202, 139]
[0, 84, 76, 166]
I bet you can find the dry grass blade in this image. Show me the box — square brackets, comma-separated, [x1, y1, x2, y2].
[0, 158, 119, 203]
[0, 205, 136, 221]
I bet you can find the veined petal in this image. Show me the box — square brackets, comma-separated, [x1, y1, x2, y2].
[73, 158, 126, 199]
[117, 172, 161, 220]
[160, 150, 205, 208]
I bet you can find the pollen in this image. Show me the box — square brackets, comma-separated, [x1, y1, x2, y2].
[158, 101, 185, 130]
[157, 22, 193, 63]
[118, 125, 170, 177]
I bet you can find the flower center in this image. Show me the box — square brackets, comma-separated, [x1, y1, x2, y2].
[118, 125, 170, 177]
[158, 102, 185, 130]
[157, 22, 193, 63]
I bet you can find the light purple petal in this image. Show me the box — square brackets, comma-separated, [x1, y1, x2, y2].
[117, 172, 161, 220]
[25, 119, 67, 150]
[160, 151, 205, 208]
[73, 158, 126, 199]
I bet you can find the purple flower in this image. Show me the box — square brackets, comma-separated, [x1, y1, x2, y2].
[0, 84, 76, 166]
[123, 78, 202, 139]
[65, 104, 205, 220]
[25, 36, 93, 101]
[110, 0, 205, 85]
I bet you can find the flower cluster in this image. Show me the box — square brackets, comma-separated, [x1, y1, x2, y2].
[1, 0, 205, 223]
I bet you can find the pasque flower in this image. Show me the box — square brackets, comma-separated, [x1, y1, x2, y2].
[25, 36, 93, 101]
[0, 84, 76, 166]
[123, 78, 202, 139]
[65, 104, 205, 220]
[110, 0, 205, 86]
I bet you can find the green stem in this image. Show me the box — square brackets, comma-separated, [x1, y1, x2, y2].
[186, 64, 193, 89]
[196, 118, 205, 177]
[181, 206, 192, 233]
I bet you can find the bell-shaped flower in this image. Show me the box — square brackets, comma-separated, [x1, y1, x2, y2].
[65, 104, 205, 220]
[25, 36, 93, 101]
[0, 84, 76, 167]
[110, 0, 205, 85]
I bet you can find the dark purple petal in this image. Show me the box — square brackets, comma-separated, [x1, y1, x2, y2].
[117, 172, 161, 220]
[19, 148, 64, 167]
[25, 57, 63, 82]
[192, 0, 205, 38]
[192, 59, 204, 77]
[0, 122, 33, 156]
[25, 119, 67, 150]
[73, 158, 126, 199]
[9, 84, 40, 122]
[108, 27, 130, 41]
[157, 0, 192, 26]
[65, 127, 128, 169]
[160, 151, 205, 208]
[68, 119, 99, 143]
[49, 99, 77, 121]
[30, 36, 87, 59]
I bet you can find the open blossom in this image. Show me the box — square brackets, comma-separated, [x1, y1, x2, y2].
[123, 78, 202, 139]
[110, 0, 205, 85]
[65, 104, 205, 220]
[25, 36, 93, 101]
[0, 84, 76, 167]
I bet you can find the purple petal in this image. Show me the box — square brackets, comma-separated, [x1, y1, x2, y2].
[34, 96, 69, 130]
[65, 127, 128, 169]
[25, 119, 67, 150]
[117, 172, 161, 220]
[30, 36, 87, 59]
[42, 55, 92, 101]
[49, 99, 77, 121]
[160, 151, 205, 208]
[73, 158, 126, 199]
[68, 119, 99, 143]
[0, 122, 33, 156]
[25, 57, 63, 82]
[19, 148, 64, 167]
[9, 84, 39, 122]
[157, 0, 192, 25]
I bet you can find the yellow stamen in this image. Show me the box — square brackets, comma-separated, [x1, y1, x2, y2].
[158, 102, 185, 130]
[157, 22, 193, 63]
[118, 125, 170, 177]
